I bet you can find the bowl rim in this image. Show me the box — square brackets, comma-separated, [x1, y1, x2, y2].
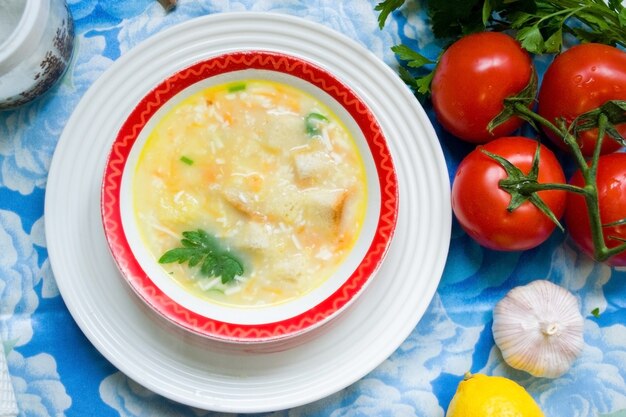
[100, 50, 399, 343]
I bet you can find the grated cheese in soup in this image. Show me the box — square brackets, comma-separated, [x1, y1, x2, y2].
[133, 79, 367, 307]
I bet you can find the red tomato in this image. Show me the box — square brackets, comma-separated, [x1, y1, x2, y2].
[538, 43, 626, 156]
[431, 32, 534, 143]
[452, 136, 567, 251]
[565, 153, 626, 266]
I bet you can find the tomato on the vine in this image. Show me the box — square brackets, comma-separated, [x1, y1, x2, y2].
[451, 136, 567, 251]
[431, 32, 534, 144]
[538, 43, 626, 157]
[565, 153, 626, 266]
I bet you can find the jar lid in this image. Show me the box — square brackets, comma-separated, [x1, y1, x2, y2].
[0, 0, 49, 76]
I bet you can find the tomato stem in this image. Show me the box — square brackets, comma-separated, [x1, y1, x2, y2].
[482, 145, 568, 231]
[511, 181, 586, 195]
[508, 102, 624, 263]
[583, 114, 617, 263]
[512, 103, 589, 169]
[508, 101, 626, 262]
[588, 113, 607, 184]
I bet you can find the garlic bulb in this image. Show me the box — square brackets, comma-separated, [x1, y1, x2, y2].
[492, 280, 584, 378]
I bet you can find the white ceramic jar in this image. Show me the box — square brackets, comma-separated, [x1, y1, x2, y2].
[0, 0, 74, 110]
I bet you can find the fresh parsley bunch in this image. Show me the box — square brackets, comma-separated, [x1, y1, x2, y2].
[377, 0, 626, 54]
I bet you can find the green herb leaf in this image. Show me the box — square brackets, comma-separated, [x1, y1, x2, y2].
[375, 0, 405, 29]
[508, 11, 536, 29]
[392, 44, 441, 98]
[543, 27, 563, 54]
[397, 66, 418, 89]
[482, 0, 493, 26]
[517, 25, 544, 54]
[159, 229, 244, 285]
[609, 0, 622, 12]
[578, 10, 611, 33]
[415, 71, 435, 96]
[591, 307, 601, 318]
[215, 255, 245, 284]
[427, 0, 486, 38]
[620, 8, 626, 27]
[391, 44, 435, 68]
[227, 83, 246, 93]
[397, 66, 435, 98]
[180, 156, 194, 165]
[305, 112, 328, 137]
[158, 247, 193, 264]
[405, 0, 626, 53]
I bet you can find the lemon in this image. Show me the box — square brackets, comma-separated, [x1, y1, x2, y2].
[446, 373, 545, 417]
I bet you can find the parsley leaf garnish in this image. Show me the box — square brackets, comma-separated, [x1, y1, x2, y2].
[159, 229, 244, 284]
[227, 82, 247, 93]
[180, 156, 194, 165]
[591, 307, 601, 318]
[305, 112, 328, 137]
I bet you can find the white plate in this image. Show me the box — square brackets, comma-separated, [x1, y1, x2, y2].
[45, 12, 451, 413]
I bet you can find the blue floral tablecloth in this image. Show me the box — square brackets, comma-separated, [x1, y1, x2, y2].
[1, 1, 625, 416]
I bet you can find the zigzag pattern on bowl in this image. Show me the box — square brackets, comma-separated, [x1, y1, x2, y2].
[101, 51, 398, 342]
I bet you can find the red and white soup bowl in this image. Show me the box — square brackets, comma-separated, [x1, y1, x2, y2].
[101, 50, 398, 343]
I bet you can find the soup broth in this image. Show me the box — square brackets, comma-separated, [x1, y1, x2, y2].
[134, 79, 367, 307]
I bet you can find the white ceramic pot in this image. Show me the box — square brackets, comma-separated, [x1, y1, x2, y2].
[0, 0, 74, 110]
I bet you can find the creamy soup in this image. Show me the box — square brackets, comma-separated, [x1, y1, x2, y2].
[134, 79, 367, 307]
